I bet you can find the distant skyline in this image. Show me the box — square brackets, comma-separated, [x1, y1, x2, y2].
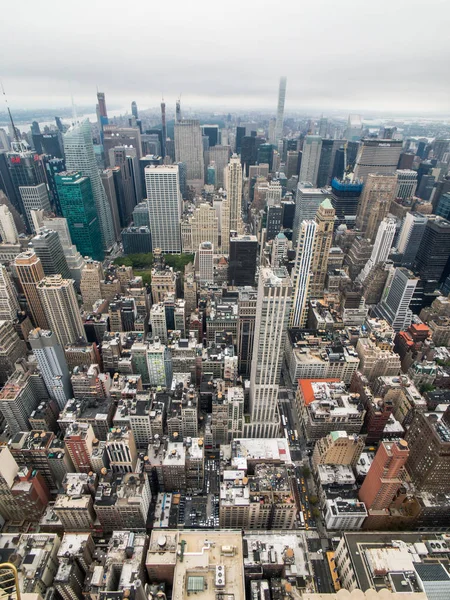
[2, 0, 450, 116]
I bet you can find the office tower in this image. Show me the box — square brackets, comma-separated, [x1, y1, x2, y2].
[317, 139, 343, 188]
[290, 220, 317, 327]
[397, 212, 428, 267]
[0, 265, 19, 320]
[309, 199, 335, 297]
[225, 155, 243, 235]
[206, 163, 216, 186]
[257, 143, 273, 170]
[159, 100, 167, 158]
[414, 216, 450, 284]
[416, 173, 435, 201]
[286, 150, 300, 179]
[271, 232, 288, 268]
[109, 148, 139, 224]
[103, 126, 142, 165]
[18, 183, 51, 233]
[31, 228, 71, 278]
[0, 203, 19, 243]
[6, 143, 47, 223]
[228, 235, 257, 286]
[131, 101, 138, 119]
[0, 366, 40, 432]
[436, 192, 450, 220]
[292, 185, 328, 244]
[353, 139, 403, 182]
[355, 173, 397, 240]
[174, 119, 204, 190]
[0, 447, 26, 520]
[55, 171, 104, 261]
[15, 250, 49, 328]
[145, 165, 182, 253]
[358, 217, 396, 283]
[235, 126, 245, 154]
[198, 242, 214, 285]
[100, 169, 122, 239]
[395, 169, 417, 199]
[358, 439, 409, 510]
[373, 268, 418, 331]
[266, 204, 283, 241]
[274, 76, 287, 143]
[29, 329, 72, 410]
[201, 125, 219, 147]
[330, 176, 363, 228]
[122, 226, 152, 254]
[405, 408, 450, 493]
[0, 321, 27, 385]
[64, 120, 115, 251]
[97, 91, 108, 123]
[209, 145, 230, 188]
[248, 267, 292, 438]
[240, 136, 256, 175]
[237, 288, 257, 377]
[37, 275, 85, 346]
[345, 114, 362, 141]
[132, 201, 150, 227]
[43, 156, 66, 214]
[299, 135, 322, 185]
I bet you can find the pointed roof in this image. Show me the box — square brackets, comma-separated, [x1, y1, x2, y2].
[276, 232, 286, 239]
[320, 198, 334, 210]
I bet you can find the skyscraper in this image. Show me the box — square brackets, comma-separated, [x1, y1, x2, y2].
[414, 216, 450, 286]
[209, 145, 230, 188]
[299, 135, 322, 186]
[37, 275, 85, 346]
[292, 185, 328, 244]
[0, 204, 19, 243]
[248, 266, 292, 438]
[395, 169, 418, 199]
[174, 119, 204, 191]
[274, 76, 287, 144]
[63, 120, 115, 251]
[397, 212, 428, 268]
[198, 242, 214, 285]
[131, 101, 138, 119]
[225, 155, 243, 235]
[228, 235, 257, 286]
[353, 139, 403, 182]
[160, 100, 167, 158]
[358, 440, 409, 510]
[29, 329, 73, 410]
[290, 220, 317, 328]
[15, 250, 49, 329]
[358, 217, 396, 283]
[309, 199, 335, 298]
[18, 183, 51, 233]
[31, 228, 71, 279]
[55, 171, 104, 261]
[345, 114, 362, 141]
[0, 265, 19, 321]
[6, 143, 47, 223]
[373, 267, 418, 331]
[355, 173, 397, 241]
[330, 176, 363, 228]
[145, 165, 182, 253]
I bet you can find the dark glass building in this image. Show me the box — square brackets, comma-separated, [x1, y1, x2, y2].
[30, 229, 71, 278]
[201, 125, 219, 147]
[257, 144, 273, 170]
[228, 235, 257, 287]
[55, 171, 104, 261]
[414, 216, 450, 286]
[235, 126, 246, 154]
[330, 177, 363, 228]
[240, 137, 256, 176]
[43, 156, 66, 215]
[266, 205, 283, 241]
[122, 226, 152, 254]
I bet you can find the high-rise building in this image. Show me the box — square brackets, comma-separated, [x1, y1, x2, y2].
[299, 135, 322, 186]
[309, 199, 335, 298]
[109, 149, 139, 225]
[436, 192, 450, 221]
[31, 228, 71, 279]
[29, 329, 72, 410]
[147, 338, 172, 387]
[225, 155, 243, 235]
[373, 268, 418, 332]
[209, 145, 230, 188]
[0, 321, 27, 385]
[55, 171, 104, 261]
[174, 119, 204, 190]
[0, 265, 19, 321]
[63, 120, 115, 251]
[235, 126, 245, 154]
[0, 368, 40, 433]
[395, 169, 417, 199]
[145, 165, 182, 253]
[330, 176, 363, 228]
[37, 275, 85, 346]
[317, 139, 343, 188]
[103, 126, 142, 166]
[292, 185, 328, 244]
[248, 267, 292, 438]
[198, 241, 214, 285]
[345, 115, 362, 141]
[353, 139, 403, 182]
[355, 173, 397, 241]
[100, 168, 122, 239]
[358, 439, 409, 510]
[358, 217, 396, 283]
[201, 125, 220, 147]
[397, 212, 428, 268]
[228, 235, 257, 287]
[18, 183, 51, 233]
[15, 250, 49, 329]
[274, 76, 287, 143]
[131, 101, 138, 119]
[64, 422, 95, 473]
[414, 216, 450, 285]
[290, 220, 317, 328]
[0, 203, 19, 243]
[313, 431, 364, 469]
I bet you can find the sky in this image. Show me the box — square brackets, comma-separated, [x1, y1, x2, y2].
[2, 0, 450, 116]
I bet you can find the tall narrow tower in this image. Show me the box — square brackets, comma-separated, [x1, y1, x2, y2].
[145, 165, 182, 253]
[0, 204, 19, 243]
[274, 77, 287, 143]
[356, 173, 398, 241]
[176, 98, 182, 122]
[0, 265, 20, 321]
[225, 155, 243, 236]
[174, 119, 204, 191]
[161, 100, 167, 158]
[63, 120, 116, 251]
[290, 220, 317, 328]
[309, 199, 335, 298]
[299, 135, 323, 186]
[15, 250, 49, 329]
[247, 266, 292, 438]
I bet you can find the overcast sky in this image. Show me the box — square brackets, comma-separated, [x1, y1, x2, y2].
[2, 0, 450, 116]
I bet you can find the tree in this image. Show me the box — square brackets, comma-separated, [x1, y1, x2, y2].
[312, 507, 320, 518]
[309, 495, 318, 505]
[302, 466, 311, 478]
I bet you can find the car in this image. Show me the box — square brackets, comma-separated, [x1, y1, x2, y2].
[305, 524, 309, 530]
[302, 486, 306, 492]
[308, 511, 311, 518]
[301, 478, 305, 485]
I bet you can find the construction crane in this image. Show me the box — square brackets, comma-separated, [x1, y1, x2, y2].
[0, 562, 21, 600]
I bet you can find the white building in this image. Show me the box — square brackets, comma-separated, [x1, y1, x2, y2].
[198, 241, 214, 284]
[19, 183, 51, 232]
[150, 303, 168, 343]
[324, 498, 367, 530]
[145, 165, 182, 253]
[174, 119, 204, 190]
[358, 217, 396, 284]
[64, 120, 116, 250]
[274, 76, 287, 144]
[146, 338, 172, 387]
[290, 220, 317, 327]
[374, 268, 418, 332]
[395, 169, 418, 199]
[225, 155, 243, 235]
[299, 135, 323, 186]
[0, 265, 19, 320]
[0, 204, 18, 243]
[247, 267, 292, 438]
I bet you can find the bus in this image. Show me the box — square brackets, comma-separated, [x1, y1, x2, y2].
[294, 430, 299, 441]
[281, 415, 287, 426]
[298, 511, 305, 527]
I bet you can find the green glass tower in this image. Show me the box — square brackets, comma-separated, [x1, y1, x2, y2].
[55, 171, 104, 261]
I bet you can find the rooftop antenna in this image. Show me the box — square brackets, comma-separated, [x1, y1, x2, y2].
[1, 81, 20, 143]
[69, 81, 77, 125]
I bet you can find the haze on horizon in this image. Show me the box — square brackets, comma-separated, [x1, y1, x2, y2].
[2, 0, 450, 116]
